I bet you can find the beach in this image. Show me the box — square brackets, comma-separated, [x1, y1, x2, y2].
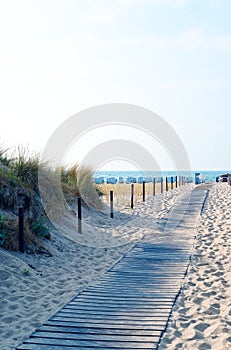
[159, 183, 231, 349]
[0, 182, 230, 349]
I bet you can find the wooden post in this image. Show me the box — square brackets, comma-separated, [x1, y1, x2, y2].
[166, 177, 168, 192]
[142, 181, 145, 202]
[161, 177, 163, 193]
[110, 191, 114, 218]
[153, 178, 155, 196]
[78, 197, 82, 233]
[176, 176, 178, 188]
[18, 206, 25, 253]
[131, 184, 134, 209]
[179, 176, 181, 187]
[171, 176, 174, 190]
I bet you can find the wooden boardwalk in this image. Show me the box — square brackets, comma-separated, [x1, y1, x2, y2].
[17, 186, 209, 350]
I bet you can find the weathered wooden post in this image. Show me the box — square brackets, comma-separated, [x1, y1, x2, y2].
[171, 176, 174, 190]
[176, 176, 178, 188]
[78, 197, 82, 233]
[166, 177, 168, 192]
[153, 178, 156, 196]
[18, 206, 25, 253]
[131, 184, 134, 209]
[142, 181, 145, 202]
[110, 190, 114, 218]
[161, 177, 163, 193]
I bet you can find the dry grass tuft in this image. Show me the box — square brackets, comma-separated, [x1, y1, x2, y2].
[9, 145, 40, 192]
[98, 182, 163, 208]
[77, 165, 103, 210]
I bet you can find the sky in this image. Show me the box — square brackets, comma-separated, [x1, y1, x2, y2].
[0, 0, 231, 171]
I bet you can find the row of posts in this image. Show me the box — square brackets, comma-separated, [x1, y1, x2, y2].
[77, 176, 187, 234]
[18, 176, 187, 251]
[66, 175, 187, 234]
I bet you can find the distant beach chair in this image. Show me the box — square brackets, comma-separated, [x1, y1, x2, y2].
[95, 177, 104, 184]
[107, 177, 117, 184]
[126, 177, 137, 184]
[138, 177, 144, 184]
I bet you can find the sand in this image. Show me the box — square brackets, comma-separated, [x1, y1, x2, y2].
[1, 182, 230, 350]
[158, 183, 231, 350]
[0, 183, 188, 350]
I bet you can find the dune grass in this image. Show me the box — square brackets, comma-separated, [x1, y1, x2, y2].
[98, 182, 163, 208]
[10, 145, 41, 192]
[0, 142, 103, 252]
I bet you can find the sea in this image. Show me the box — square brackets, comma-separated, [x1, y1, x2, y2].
[94, 170, 231, 183]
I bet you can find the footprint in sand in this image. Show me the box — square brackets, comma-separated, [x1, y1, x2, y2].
[0, 270, 11, 281]
[194, 322, 210, 332]
[194, 297, 205, 305]
[198, 343, 211, 349]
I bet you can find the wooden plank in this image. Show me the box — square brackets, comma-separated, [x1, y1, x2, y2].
[80, 288, 178, 294]
[21, 338, 158, 349]
[85, 287, 180, 293]
[108, 266, 188, 274]
[91, 283, 181, 288]
[31, 330, 161, 342]
[87, 284, 180, 294]
[68, 302, 173, 309]
[98, 276, 184, 282]
[51, 316, 169, 324]
[59, 309, 171, 317]
[18, 343, 158, 350]
[19, 344, 159, 350]
[72, 294, 175, 305]
[38, 325, 162, 336]
[110, 266, 188, 279]
[95, 279, 182, 284]
[45, 319, 167, 329]
[54, 312, 170, 321]
[98, 274, 185, 280]
[71, 296, 175, 303]
[17, 343, 146, 350]
[93, 284, 181, 289]
[66, 303, 173, 310]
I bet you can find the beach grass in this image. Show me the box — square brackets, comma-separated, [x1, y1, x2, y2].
[0, 143, 103, 252]
[98, 182, 166, 208]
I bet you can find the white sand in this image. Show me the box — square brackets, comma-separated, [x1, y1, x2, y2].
[0, 184, 190, 350]
[159, 183, 231, 350]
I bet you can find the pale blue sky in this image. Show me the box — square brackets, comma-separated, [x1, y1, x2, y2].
[0, 0, 231, 170]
